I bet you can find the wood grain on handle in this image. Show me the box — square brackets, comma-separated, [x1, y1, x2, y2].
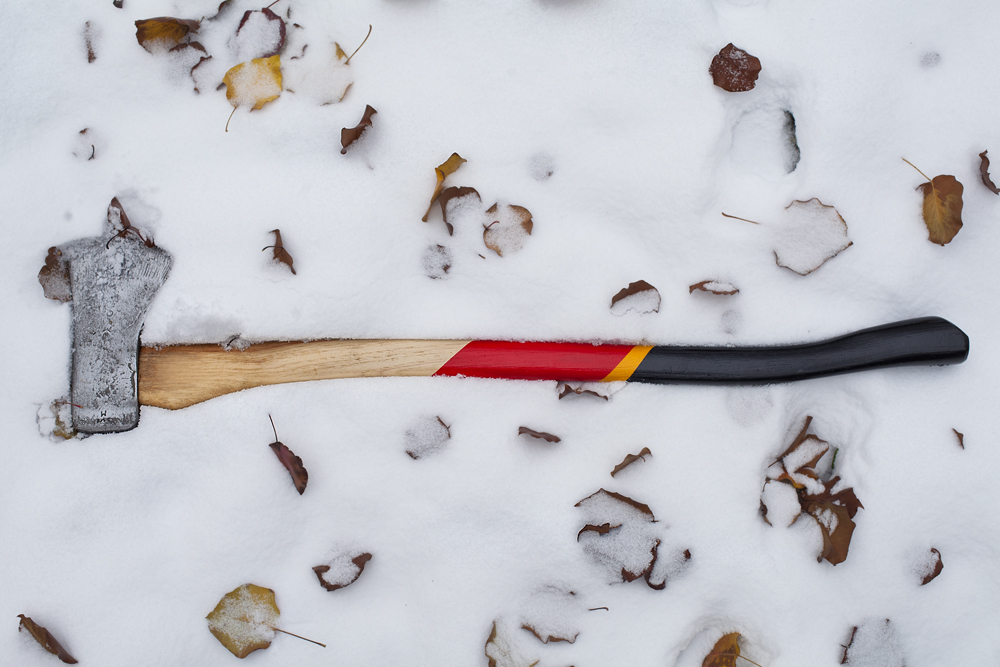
[138, 340, 470, 409]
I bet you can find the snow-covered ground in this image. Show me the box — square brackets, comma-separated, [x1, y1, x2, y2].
[3, 0, 999, 665]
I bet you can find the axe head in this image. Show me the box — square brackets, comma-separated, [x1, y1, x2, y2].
[53, 231, 172, 433]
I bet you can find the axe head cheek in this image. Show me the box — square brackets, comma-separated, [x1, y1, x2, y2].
[57, 233, 172, 433]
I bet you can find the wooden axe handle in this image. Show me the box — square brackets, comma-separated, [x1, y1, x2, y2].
[138, 317, 968, 410]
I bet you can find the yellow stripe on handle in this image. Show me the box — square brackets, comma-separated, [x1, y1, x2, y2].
[601, 345, 654, 382]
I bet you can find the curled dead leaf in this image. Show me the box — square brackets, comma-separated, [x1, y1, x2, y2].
[611, 447, 652, 477]
[557, 382, 609, 400]
[17, 615, 77, 664]
[267, 416, 307, 494]
[953, 428, 964, 449]
[807, 501, 855, 565]
[518, 426, 560, 443]
[610, 280, 660, 315]
[709, 43, 761, 92]
[313, 552, 372, 591]
[135, 17, 200, 52]
[437, 186, 482, 235]
[690, 280, 739, 295]
[263, 229, 296, 274]
[422, 153, 467, 222]
[979, 151, 999, 195]
[919, 548, 944, 585]
[341, 105, 377, 154]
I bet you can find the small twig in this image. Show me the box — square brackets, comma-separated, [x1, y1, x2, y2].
[721, 212, 761, 225]
[270, 627, 326, 648]
[265, 0, 282, 9]
[345, 25, 372, 65]
[268, 414, 279, 442]
[901, 157, 931, 182]
[225, 107, 237, 133]
[587, 607, 609, 611]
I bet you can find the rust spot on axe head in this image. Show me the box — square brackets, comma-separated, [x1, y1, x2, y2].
[51, 231, 172, 433]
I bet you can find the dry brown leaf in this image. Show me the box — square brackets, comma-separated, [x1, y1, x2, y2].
[919, 548, 944, 585]
[953, 428, 964, 449]
[484, 203, 533, 256]
[224, 55, 283, 113]
[979, 150, 999, 195]
[267, 415, 307, 494]
[610, 280, 660, 314]
[38, 247, 72, 302]
[611, 447, 652, 477]
[340, 104, 377, 154]
[437, 186, 482, 235]
[703, 632, 741, 667]
[709, 43, 761, 92]
[807, 501, 856, 565]
[313, 553, 372, 591]
[135, 17, 199, 52]
[84, 21, 96, 63]
[206, 584, 280, 658]
[263, 229, 296, 274]
[690, 280, 739, 295]
[422, 153, 467, 222]
[557, 382, 609, 400]
[485, 621, 539, 667]
[905, 159, 963, 244]
[17, 615, 78, 664]
[518, 426, 560, 443]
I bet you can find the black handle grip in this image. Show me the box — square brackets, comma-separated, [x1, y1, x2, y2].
[632, 317, 969, 384]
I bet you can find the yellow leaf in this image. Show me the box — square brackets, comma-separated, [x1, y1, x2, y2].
[703, 632, 741, 667]
[918, 175, 964, 245]
[422, 153, 467, 221]
[206, 584, 280, 659]
[224, 56, 283, 111]
[335, 43, 348, 61]
[135, 17, 199, 52]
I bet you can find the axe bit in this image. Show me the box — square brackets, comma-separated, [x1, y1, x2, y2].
[45, 237, 968, 434]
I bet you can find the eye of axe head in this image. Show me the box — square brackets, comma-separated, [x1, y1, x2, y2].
[55, 232, 172, 433]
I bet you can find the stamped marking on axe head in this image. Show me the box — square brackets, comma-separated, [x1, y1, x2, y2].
[49, 230, 172, 433]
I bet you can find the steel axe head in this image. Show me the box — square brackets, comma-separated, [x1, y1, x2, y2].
[44, 227, 172, 433]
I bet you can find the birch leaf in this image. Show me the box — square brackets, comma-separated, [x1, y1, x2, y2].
[422, 153, 467, 222]
[918, 175, 964, 245]
[206, 584, 279, 659]
[702, 632, 741, 667]
[772, 199, 851, 275]
[135, 17, 199, 52]
[484, 204, 533, 256]
[17, 615, 77, 664]
[224, 55, 282, 111]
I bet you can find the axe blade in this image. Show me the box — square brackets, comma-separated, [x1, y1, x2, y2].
[63, 234, 172, 433]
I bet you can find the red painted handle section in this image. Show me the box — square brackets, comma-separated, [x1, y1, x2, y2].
[433, 341, 633, 381]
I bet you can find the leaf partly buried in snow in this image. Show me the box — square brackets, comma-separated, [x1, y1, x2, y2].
[610, 280, 660, 314]
[206, 584, 280, 659]
[17, 615, 78, 664]
[267, 415, 307, 493]
[917, 174, 964, 245]
[485, 621, 539, 667]
[313, 552, 372, 591]
[611, 447, 652, 477]
[519, 586, 581, 645]
[224, 55, 282, 111]
[483, 203, 533, 256]
[772, 198, 851, 275]
[340, 104, 377, 154]
[841, 619, 905, 666]
[689, 280, 739, 295]
[918, 548, 944, 585]
[422, 153, 467, 222]
[557, 382, 609, 401]
[518, 426, 560, 443]
[806, 500, 855, 565]
[702, 632, 741, 667]
[437, 186, 482, 235]
[38, 247, 72, 302]
[709, 43, 761, 92]
[979, 150, 999, 195]
[234, 8, 286, 61]
[263, 229, 296, 274]
[135, 17, 199, 52]
[405, 416, 451, 459]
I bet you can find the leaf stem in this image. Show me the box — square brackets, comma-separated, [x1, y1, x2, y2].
[271, 627, 326, 648]
[345, 25, 372, 65]
[265, 0, 282, 10]
[737, 655, 766, 667]
[225, 106, 236, 133]
[901, 157, 931, 182]
[721, 212, 761, 225]
[268, 414, 279, 442]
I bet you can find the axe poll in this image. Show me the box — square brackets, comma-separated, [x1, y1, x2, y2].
[43, 232, 969, 434]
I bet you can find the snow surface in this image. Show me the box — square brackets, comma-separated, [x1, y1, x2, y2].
[3, 0, 1000, 665]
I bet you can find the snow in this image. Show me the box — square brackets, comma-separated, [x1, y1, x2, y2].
[3, 0, 1000, 665]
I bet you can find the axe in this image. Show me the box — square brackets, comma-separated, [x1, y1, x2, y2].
[44, 229, 969, 434]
